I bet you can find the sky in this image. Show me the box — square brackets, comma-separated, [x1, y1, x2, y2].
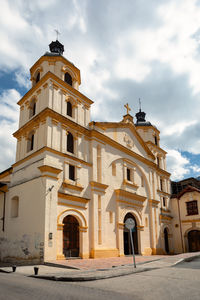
[1, 0, 200, 181]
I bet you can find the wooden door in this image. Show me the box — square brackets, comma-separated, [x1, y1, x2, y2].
[188, 230, 200, 252]
[123, 213, 138, 255]
[63, 215, 79, 257]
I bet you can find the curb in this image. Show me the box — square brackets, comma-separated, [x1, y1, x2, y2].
[44, 262, 79, 270]
[30, 266, 155, 282]
[172, 254, 200, 266]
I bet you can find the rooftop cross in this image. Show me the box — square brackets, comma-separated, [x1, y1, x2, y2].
[124, 103, 131, 115]
[139, 98, 141, 111]
[55, 29, 60, 41]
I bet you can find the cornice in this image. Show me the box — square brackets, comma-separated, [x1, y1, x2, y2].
[116, 199, 143, 208]
[146, 141, 167, 155]
[0, 167, 13, 180]
[13, 108, 170, 176]
[136, 125, 160, 134]
[115, 189, 146, 202]
[62, 181, 84, 192]
[12, 146, 92, 169]
[38, 165, 62, 175]
[90, 181, 109, 190]
[89, 121, 155, 160]
[149, 199, 160, 206]
[160, 214, 173, 221]
[30, 55, 81, 84]
[58, 192, 89, 204]
[123, 179, 139, 189]
[90, 129, 170, 176]
[181, 218, 200, 223]
[13, 107, 90, 139]
[17, 71, 93, 106]
[157, 189, 171, 197]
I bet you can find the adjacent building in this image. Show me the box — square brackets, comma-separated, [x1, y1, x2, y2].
[171, 178, 200, 253]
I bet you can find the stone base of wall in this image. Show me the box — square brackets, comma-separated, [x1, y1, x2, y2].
[90, 248, 119, 258]
[0, 257, 42, 266]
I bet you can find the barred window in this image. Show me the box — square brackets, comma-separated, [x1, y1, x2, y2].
[186, 200, 198, 216]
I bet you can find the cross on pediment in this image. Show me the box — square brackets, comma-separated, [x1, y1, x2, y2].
[124, 103, 131, 115]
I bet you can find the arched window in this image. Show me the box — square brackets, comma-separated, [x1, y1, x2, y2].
[35, 72, 40, 83]
[67, 132, 74, 153]
[27, 132, 34, 152]
[67, 101, 72, 117]
[11, 196, 19, 218]
[29, 98, 37, 118]
[65, 72, 72, 86]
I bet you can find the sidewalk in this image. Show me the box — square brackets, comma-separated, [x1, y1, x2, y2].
[1, 252, 200, 282]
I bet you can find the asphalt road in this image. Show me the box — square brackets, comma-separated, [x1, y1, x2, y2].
[0, 258, 200, 300]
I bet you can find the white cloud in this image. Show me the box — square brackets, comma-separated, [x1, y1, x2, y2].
[0, 0, 200, 181]
[0, 89, 20, 171]
[166, 149, 190, 180]
[15, 69, 31, 89]
[190, 165, 200, 174]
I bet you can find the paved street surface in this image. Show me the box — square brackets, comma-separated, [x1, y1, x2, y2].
[0, 255, 200, 299]
[0, 272, 131, 300]
[71, 257, 200, 300]
[46, 254, 168, 270]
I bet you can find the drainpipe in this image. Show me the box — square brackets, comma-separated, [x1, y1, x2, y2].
[177, 198, 184, 253]
[0, 189, 6, 232]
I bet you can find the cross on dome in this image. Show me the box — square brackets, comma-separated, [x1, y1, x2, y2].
[55, 29, 60, 41]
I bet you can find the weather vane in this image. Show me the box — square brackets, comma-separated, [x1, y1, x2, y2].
[124, 103, 131, 115]
[139, 98, 141, 111]
[55, 29, 60, 40]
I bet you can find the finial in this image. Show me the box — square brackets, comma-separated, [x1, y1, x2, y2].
[139, 98, 141, 112]
[54, 29, 60, 41]
[124, 103, 131, 115]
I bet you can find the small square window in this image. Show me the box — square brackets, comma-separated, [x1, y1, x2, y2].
[69, 165, 75, 181]
[186, 200, 198, 216]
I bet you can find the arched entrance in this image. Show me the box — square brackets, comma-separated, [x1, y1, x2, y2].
[123, 213, 138, 255]
[188, 230, 200, 252]
[63, 215, 79, 257]
[164, 228, 169, 253]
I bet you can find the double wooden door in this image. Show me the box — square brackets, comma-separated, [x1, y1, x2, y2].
[63, 215, 79, 257]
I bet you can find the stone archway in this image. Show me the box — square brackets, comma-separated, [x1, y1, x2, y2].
[188, 230, 200, 252]
[63, 215, 79, 257]
[123, 213, 139, 255]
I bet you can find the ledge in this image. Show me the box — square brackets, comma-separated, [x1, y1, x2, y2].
[115, 189, 146, 203]
[123, 179, 138, 189]
[58, 192, 89, 203]
[90, 181, 108, 190]
[62, 181, 84, 192]
[157, 189, 171, 196]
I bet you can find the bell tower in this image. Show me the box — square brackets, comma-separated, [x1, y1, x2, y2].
[13, 40, 93, 164]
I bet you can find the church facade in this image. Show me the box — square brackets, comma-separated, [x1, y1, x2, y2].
[0, 41, 172, 263]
